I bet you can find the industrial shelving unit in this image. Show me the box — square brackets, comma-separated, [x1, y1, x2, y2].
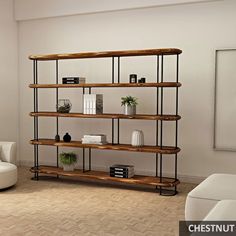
[29, 48, 182, 196]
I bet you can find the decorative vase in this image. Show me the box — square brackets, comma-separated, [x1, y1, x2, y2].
[63, 133, 71, 142]
[57, 99, 72, 113]
[55, 134, 60, 142]
[131, 130, 144, 147]
[63, 164, 75, 172]
[124, 104, 136, 115]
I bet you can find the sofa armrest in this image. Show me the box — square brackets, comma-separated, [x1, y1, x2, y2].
[0, 142, 17, 164]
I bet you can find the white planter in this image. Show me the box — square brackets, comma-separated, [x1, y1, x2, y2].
[63, 164, 75, 172]
[131, 130, 144, 147]
[124, 104, 136, 115]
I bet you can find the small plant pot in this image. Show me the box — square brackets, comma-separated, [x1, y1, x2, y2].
[124, 105, 136, 115]
[63, 164, 75, 172]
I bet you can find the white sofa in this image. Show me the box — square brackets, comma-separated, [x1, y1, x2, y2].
[0, 142, 17, 189]
[203, 200, 236, 221]
[185, 174, 236, 221]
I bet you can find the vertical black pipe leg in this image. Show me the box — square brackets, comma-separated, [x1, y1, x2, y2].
[56, 60, 59, 178]
[159, 154, 163, 195]
[112, 118, 114, 144]
[112, 57, 115, 83]
[36, 145, 39, 180]
[155, 55, 160, 190]
[117, 119, 120, 144]
[83, 148, 85, 172]
[117, 57, 120, 83]
[89, 148, 91, 171]
[174, 54, 179, 194]
[35, 60, 39, 180]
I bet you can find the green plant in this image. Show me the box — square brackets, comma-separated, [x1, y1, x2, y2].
[59, 152, 77, 165]
[121, 96, 138, 106]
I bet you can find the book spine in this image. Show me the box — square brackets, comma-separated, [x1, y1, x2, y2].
[110, 167, 134, 172]
[110, 173, 134, 178]
[83, 95, 87, 114]
[95, 94, 103, 114]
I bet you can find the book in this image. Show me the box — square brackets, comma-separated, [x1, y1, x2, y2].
[62, 77, 86, 84]
[83, 94, 103, 114]
[110, 172, 134, 178]
[82, 134, 107, 145]
[110, 164, 135, 178]
[83, 134, 106, 142]
[110, 164, 134, 172]
[110, 169, 134, 175]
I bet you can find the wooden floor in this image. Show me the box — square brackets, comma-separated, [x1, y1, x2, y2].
[0, 167, 195, 236]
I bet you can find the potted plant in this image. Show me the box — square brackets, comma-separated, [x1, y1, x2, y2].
[59, 152, 77, 171]
[121, 96, 138, 115]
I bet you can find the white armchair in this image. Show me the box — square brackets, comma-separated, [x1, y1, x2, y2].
[0, 142, 17, 189]
[0, 142, 17, 164]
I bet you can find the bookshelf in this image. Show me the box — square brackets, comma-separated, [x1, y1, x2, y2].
[29, 48, 182, 196]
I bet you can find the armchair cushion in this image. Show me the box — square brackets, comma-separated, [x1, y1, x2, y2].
[0, 142, 16, 164]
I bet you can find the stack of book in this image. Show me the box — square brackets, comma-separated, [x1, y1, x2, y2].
[110, 164, 135, 178]
[83, 94, 103, 114]
[82, 134, 107, 145]
[62, 77, 86, 84]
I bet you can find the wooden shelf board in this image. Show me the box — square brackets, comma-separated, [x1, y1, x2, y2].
[29, 82, 181, 89]
[30, 139, 180, 154]
[30, 112, 181, 121]
[30, 166, 180, 187]
[29, 48, 182, 60]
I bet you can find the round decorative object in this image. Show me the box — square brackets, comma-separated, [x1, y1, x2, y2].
[124, 104, 136, 115]
[57, 99, 72, 113]
[55, 134, 60, 142]
[131, 130, 144, 147]
[63, 133, 71, 142]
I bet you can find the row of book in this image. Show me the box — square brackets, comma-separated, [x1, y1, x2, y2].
[82, 134, 107, 145]
[83, 94, 103, 114]
[110, 164, 134, 178]
[62, 77, 86, 84]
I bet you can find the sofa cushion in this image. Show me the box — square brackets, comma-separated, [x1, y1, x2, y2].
[0, 162, 17, 189]
[185, 174, 236, 221]
[204, 200, 236, 221]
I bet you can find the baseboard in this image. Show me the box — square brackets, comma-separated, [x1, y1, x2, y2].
[19, 160, 204, 184]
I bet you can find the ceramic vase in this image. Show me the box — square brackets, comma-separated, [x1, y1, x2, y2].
[63, 133, 71, 142]
[131, 130, 144, 147]
[124, 104, 136, 115]
[63, 164, 75, 172]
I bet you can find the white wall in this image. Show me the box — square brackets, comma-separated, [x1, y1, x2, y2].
[0, 0, 18, 143]
[18, 0, 236, 181]
[14, 0, 220, 21]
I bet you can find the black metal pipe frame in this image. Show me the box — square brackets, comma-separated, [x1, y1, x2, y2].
[34, 60, 39, 180]
[56, 60, 59, 176]
[111, 57, 121, 144]
[156, 55, 159, 184]
[33, 60, 37, 180]
[174, 55, 179, 194]
[31, 53, 179, 195]
[83, 148, 85, 172]
[89, 87, 92, 171]
[117, 56, 120, 144]
[159, 55, 164, 194]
